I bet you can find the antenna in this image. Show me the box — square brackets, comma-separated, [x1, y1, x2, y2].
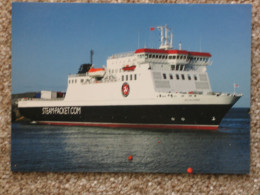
[170, 32, 173, 48]
[90, 49, 94, 64]
[138, 32, 140, 49]
[200, 36, 202, 52]
[165, 25, 168, 46]
[179, 42, 182, 50]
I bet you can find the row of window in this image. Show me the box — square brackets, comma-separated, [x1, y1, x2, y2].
[162, 73, 198, 81]
[68, 74, 138, 84]
[108, 65, 188, 73]
[122, 74, 137, 81]
[139, 54, 209, 61]
[170, 64, 195, 71]
[171, 64, 185, 71]
[70, 78, 101, 84]
[108, 69, 122, 74]
[69, 79, 77, 84]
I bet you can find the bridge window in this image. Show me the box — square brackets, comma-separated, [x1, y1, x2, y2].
[171, 65, 175, 70]
[122, 75, 124, 81]
[134, 74, 137, 80]
[176, 65, 180, 71]
[188, 74, 191, 80]
[180, 65, 184, 71]
[169, 74, 173, 80]
[130, 74, 132, 80]
[176, 74, 180, 80]
[181, 74, 185, 80]
[173, 55, 176, 59]
[194, 75, 198, 80]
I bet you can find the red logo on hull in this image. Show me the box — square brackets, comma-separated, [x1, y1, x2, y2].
[122, 83, 130, 97]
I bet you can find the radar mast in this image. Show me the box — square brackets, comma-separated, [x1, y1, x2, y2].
[156, 24, 173, 50]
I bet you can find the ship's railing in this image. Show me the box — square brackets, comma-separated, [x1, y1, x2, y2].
[157, 91, 242, 97]
[19, 97, 65, 101]
[208, 92, 243, 97]
[108, 51, 135, 59]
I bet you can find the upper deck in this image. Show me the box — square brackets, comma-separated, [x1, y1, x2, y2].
[134, 48, 212, 66]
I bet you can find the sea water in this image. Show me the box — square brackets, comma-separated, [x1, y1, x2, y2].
[11, 108, 250, 174]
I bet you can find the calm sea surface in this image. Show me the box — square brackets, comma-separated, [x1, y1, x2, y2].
[11, 108, 250, 174]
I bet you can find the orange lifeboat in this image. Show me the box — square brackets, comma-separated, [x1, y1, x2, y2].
[88, 67, 106, 78]
[122, 65, 136, 71]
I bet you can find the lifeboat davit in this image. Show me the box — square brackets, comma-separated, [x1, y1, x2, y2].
[122, 65, 136, 71]
[88, 67, 106, 78]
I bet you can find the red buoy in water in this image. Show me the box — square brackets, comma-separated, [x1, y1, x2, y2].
[187, 167, 193, 174]
[128, 155, 133, 160]
[158, 141, 161, 143]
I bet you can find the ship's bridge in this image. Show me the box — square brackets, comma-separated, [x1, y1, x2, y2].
[135, 48, 212, 66]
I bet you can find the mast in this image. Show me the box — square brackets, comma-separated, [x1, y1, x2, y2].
[157, 26, 164, 49]
[90, 49, 94, 64]
[156, 24, 173, 50]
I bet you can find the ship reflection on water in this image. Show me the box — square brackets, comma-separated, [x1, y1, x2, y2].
[11, 108, 250, 174]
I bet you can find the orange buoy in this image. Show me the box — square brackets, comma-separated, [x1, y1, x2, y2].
[128, 155, 133, 160]
[187, 167, 193, 174]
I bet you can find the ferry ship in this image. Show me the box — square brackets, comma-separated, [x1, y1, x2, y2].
[18, 25, 242, 130]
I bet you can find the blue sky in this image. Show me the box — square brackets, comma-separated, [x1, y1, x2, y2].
[12, 3, 251, 107]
